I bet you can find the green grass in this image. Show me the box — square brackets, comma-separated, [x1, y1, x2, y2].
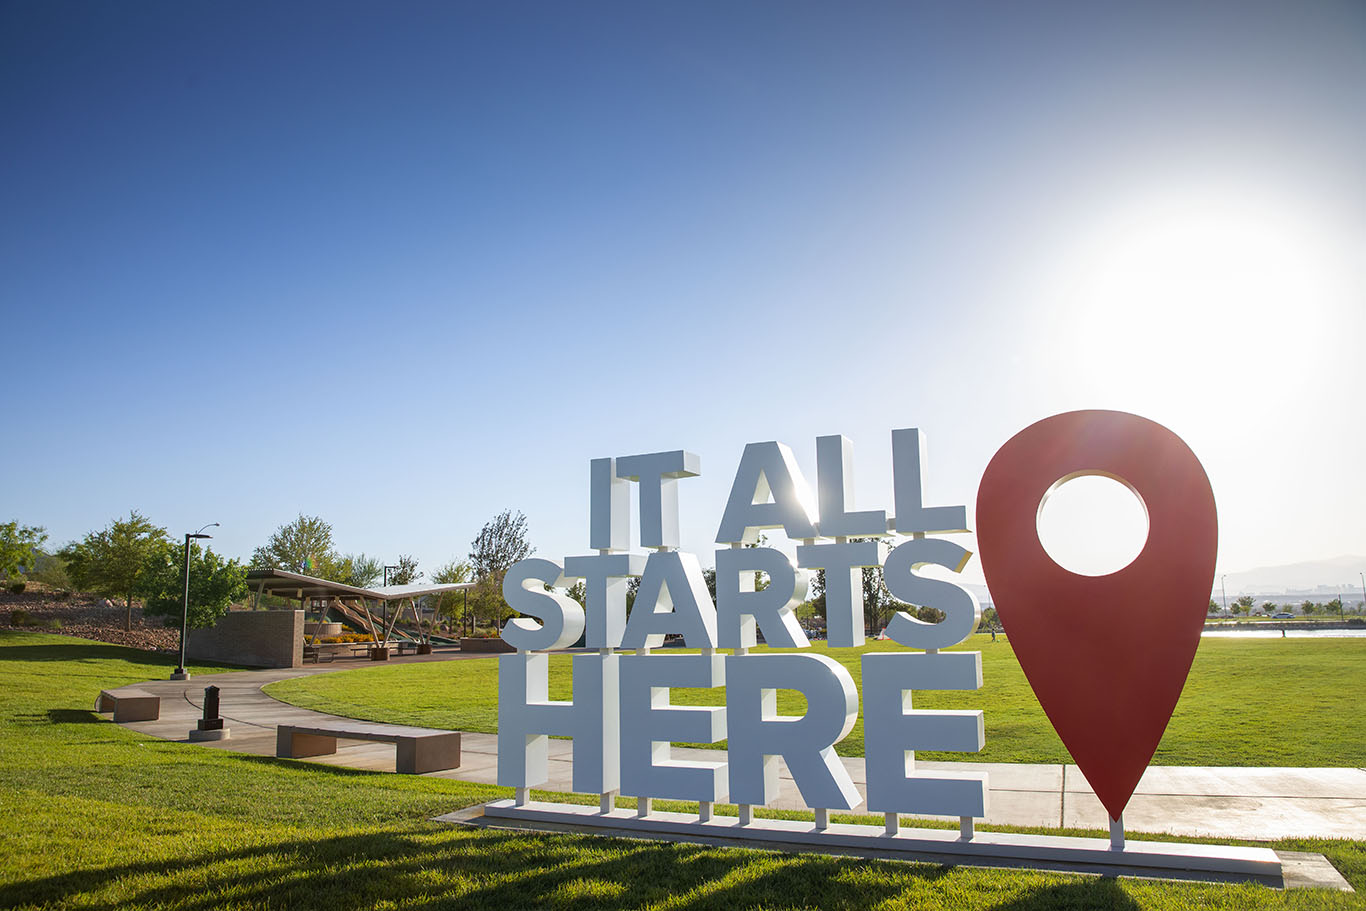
[265, 635, 1366, 766]
[4, 629, 1366, 910]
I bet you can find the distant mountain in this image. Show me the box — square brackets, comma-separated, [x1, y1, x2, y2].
[1217, 556, 1366, 595]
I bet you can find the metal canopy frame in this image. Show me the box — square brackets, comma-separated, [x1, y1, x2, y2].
[244, 568, 475, 648]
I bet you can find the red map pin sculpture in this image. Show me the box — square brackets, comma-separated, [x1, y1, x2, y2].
[975, 410, 1217, 822]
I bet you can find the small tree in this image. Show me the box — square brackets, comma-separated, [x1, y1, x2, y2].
[429, 560, 473, 632]
[469, 509, 534, 629]
[389, 554, 422, 585]
[1301, 599, 1318, 616]
[339, 553, 383, 588]
[63, 511, 168, 630]
[1208, 599, 1220, 615]
[0, 521, 47, 582]
[139, 541, 248, 629]
[1234, 595, 1255, 615]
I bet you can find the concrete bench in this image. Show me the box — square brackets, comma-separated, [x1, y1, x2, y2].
[96, 687, 161, 722]
[275, 722, 460, 774]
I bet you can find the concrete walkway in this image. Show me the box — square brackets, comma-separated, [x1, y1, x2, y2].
[113, 652, 1366, 842]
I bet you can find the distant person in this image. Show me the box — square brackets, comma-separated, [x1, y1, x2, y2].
[990, 624, 997, 643]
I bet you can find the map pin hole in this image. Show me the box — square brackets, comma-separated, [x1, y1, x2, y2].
[1036, 472, 1150, 577]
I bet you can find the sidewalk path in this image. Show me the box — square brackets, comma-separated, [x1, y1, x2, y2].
[115, 653, 1366, 841]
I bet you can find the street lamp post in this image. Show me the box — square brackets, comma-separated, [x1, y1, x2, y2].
[172, 523, 219, 681]
[1220, 574, 1228, 615]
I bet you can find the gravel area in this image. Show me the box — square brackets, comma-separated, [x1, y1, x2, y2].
[0, 589, 179, 651]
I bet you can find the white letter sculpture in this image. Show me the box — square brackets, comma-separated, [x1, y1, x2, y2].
[726, 653, 861, 814]
[620, 653, 727, 809]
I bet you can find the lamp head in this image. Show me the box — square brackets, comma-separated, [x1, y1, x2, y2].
[189, 522, 220, 540]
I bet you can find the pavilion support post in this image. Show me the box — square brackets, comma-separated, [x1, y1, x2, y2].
[382, 599, 404, 643]
[350, 597, 380, 645]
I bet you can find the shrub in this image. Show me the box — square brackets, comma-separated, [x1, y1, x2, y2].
[8, 582, 25, 594]
[9, 609, 31, 626]
[319, 633, 374, 644]
[48, 619, 62, 630]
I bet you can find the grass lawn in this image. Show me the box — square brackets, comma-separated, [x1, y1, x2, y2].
[265, 635, 1366, 765]
[4, 630, 1366, 910]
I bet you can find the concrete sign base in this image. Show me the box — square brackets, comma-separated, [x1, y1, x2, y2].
[477, 798, 1284, 886]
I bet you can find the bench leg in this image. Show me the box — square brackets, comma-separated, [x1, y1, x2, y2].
[277, 729, 338, 759]
[396, 733, 460, 774]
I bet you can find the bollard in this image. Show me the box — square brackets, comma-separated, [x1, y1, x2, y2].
[189, 685, 231, 741]
[200, 686, 223, 731]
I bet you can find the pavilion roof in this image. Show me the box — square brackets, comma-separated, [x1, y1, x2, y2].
[244, 568, 475, 602]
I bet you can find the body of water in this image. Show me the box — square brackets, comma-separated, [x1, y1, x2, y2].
[1201, 629, 1366, 639]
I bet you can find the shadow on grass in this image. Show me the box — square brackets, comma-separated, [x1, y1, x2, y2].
[0, 638, 242, 673]
[988, 877, 1139, 909]
[0, 640, 175, 664]
[0, 823, 960, 911]
[46, 708, 101, 724]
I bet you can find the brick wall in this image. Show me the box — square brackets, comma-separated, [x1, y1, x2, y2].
[187, 609, 303, 668]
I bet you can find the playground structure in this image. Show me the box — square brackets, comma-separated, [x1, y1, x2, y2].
[244, 568, 476, 655]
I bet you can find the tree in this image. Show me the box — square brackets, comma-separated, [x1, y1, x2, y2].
[251, 515, 341, 578]
[468, 510, 534, 629]
[797, 551, 901, 639]
[62, 511, 168, 630]
[861, 561, 894, 634]
[1301, 599, 1318, 616]
[1260, 601, 1278, 616]
[139, 541, 248, 629]
[0, 521, 47, 581]
[428, 560, 473, 632]
[809, 569, 828, 621]
[388, 554, 422, 585]
[1234, 595, 1255, 615]
[806, 540, 893, 635]
[26, 549, 70, 588]
[912, 604, 946, 624]
[1207, 599, 1219, 615]
[339, 553, 383, 589]
[1326, 597, 1344, 618]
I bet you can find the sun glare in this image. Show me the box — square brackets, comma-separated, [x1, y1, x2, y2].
[1044, 184, 1347, 421]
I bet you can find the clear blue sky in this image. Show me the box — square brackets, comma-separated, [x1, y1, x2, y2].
[3, 1, 1363, 585]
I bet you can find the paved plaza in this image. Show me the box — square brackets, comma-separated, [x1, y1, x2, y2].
[114, 652, 1366, 842]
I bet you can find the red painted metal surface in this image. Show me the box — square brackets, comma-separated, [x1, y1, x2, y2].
[975, 410, 1217, 821]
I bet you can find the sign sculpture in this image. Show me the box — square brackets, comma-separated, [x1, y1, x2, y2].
[482, 412, 1276, 881]
[976, 410, 1218, 829]
[497, 429, 985, 832]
